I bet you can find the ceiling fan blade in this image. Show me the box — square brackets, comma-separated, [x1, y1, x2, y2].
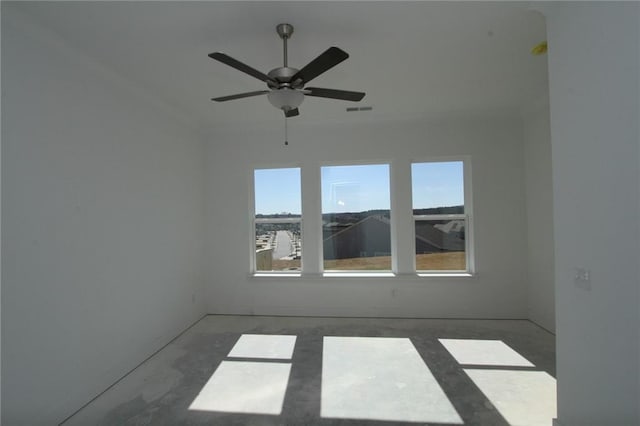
[285, 108, 300, 118]
[211, 90, 269, 102]
[209, 52, 276, 84]
[290, 47, 349, 84]
[305, 87, 365, 102]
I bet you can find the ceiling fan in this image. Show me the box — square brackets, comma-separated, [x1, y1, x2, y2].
[209, 23, 365, 118]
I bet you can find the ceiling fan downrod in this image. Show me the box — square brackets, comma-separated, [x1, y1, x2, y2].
[276, 23, 294, 68]
[266, 24, 301, 91]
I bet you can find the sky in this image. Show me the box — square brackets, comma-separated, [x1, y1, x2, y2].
[321, 164, 390, 213]
[411, 161, 464, 210]
[254, 162, 464, 215]
[255, 168, 301, 215]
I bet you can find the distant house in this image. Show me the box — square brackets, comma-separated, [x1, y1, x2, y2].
[323, 215, 392, 260]
[323, 215, 465, 260]
[322, 222, 353, 241]
[415, 221, 465, 254]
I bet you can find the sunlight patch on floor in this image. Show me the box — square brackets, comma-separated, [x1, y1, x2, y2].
[464, 369, 557, 426]
[188, 361, 291, 415]
[321, 336, 463, 424]
[189, 334, 295, 414]
[228, 334, 297, 359]
[439, 339, 535, 367]
[440, 338, 556, 426]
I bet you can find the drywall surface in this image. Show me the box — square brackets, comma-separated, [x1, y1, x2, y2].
[0, 5, 3, 419]
[522, 95, 555, 332]
[1, 8, 206, 425]
[544, 3, 639, 425]
[205, 114, 529, 319]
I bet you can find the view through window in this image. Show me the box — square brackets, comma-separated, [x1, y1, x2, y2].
[321, 164, 391, 271]
[254, 168, 301, 272]
[412, 161, 467, 272]
[253, 160, 470, 275]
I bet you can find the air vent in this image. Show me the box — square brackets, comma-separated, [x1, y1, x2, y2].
[346, 106, 373, 112]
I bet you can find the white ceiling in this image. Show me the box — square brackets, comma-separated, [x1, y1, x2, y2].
[13, 1, 549, 130]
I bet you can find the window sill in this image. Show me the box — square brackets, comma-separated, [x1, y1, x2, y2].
[251, 272, 476, 279]
[323, 272, 396, 278]
[417, 272, 475, 278]
[253, 272, 302, 278]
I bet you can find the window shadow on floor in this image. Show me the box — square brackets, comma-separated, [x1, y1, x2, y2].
[95, 319, 556, 426]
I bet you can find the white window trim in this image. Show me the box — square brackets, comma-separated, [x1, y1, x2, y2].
[323, 272, 396, 278]
[254, 217, 301, 224]
[410, 157, 474, 276]
[252, 217, 302, 275]
[251, 166, 303, 275]
[319, 161, 393, 275]
[250, 157, 474, 278]
[413, 214, 470, 274]
[413, 214, 466, 221]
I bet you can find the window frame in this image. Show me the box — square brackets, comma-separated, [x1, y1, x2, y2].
[319, 161, 393, 274]
[251, 166, 302, 276]
[250, 157, 474, 278]
[410, 157, 474, 276]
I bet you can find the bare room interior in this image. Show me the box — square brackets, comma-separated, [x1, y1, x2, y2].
[1, 2, 638, 426]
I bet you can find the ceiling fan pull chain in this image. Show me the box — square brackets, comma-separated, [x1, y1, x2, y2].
[284, 117, 289, 146]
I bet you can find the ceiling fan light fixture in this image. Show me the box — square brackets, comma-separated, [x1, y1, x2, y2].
[267, 88, 304, 111]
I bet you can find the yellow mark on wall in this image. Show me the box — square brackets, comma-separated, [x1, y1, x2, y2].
[531, 41, 548, 56]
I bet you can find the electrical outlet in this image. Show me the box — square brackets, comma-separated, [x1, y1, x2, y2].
[573, 268, 591, 290]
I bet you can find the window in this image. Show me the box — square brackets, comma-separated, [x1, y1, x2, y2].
[252, 160, 472, 277]
[253, 168, 301, 273]
[321, 164, 391, 271]
[412, 161, 469, 273]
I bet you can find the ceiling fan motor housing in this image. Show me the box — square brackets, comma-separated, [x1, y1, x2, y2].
[267, 67, 303, 89]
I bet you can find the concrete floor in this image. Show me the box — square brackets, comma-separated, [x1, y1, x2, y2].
[63, 315, 556, 426]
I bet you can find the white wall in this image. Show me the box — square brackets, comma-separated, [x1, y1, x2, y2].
[1, 8, 206, 425]
[543, 3, 639, 425]
[205, 114, 529, 319]
[0, 4, 3, 419]
[522, 94, 555, 333]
